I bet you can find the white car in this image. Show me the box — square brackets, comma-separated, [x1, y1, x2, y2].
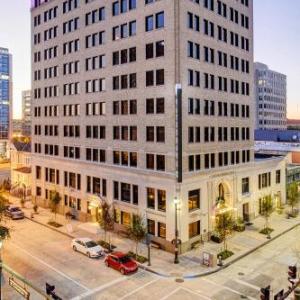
[71, 238, 105, 258]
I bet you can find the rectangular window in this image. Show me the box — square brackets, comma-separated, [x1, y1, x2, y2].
[188, 189, 200, 211]
[189, 221, 200, 239]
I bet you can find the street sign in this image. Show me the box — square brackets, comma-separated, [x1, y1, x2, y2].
[202, 252, 213, 267]
[9, 277, 30, 299]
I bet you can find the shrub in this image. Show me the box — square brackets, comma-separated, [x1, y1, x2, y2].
[234, 223, 245, 232]
[127, 251, 148, 264]
[97, 240, 116, 251]
[259, 227, 274, 235]
[218, 249, 234, 260]
[47, 221, 62, 228]
[211, 232, 223, 244]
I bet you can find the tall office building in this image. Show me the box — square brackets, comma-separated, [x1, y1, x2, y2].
[0, 47, 12, 156]
[255, 62, 287, 130]
[22, 90, 32, 136]
[31, 0, 286, 251]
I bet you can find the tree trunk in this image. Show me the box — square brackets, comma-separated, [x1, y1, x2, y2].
[136, 241, 138, 257]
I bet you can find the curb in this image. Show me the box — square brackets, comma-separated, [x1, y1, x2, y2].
[139, 220, 300, 279]
[25, 214, 300, 279]
[25, 215, 75, 239]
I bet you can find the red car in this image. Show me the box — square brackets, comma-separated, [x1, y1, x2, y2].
[104, 252, 138, 275]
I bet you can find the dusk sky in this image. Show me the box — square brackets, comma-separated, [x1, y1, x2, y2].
[0, 0, 299, 119]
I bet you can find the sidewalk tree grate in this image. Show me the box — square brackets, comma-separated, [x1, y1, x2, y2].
[175, 278, 184, 283]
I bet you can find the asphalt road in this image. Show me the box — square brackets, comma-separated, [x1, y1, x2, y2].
[2, 218, 300, 300]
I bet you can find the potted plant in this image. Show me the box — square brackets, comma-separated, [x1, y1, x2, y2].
[234, 217, 246, 232]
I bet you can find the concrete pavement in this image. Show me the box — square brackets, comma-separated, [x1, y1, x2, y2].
[9, 195, 300, 278]
[2, 216, 300, 299]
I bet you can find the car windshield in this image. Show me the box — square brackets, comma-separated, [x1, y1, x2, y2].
[85, 241, 98, 248]
[119, 256, 131, 264]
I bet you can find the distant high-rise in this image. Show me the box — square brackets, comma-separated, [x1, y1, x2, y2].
[22, 90, 31, 136]
[255, 62, 287, 130]
[0, 47, 12, 156]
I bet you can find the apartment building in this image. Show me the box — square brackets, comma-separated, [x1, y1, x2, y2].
[255, 62, 287, 130]
[22, 90, 32, 136]
[0, 47, 12, 157]
[31, 0, 286, 252]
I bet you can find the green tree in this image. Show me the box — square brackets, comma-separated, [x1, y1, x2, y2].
[49, 191, 61, 221]
[98, 201, 114, 249]
[260, 195, 274, 231]
[215, 210, 235, 252]
[127, 214, 147, 256]
[287, 182, 300, 215]
[0, 194, 10, 240]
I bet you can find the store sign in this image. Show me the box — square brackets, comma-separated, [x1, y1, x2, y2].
[9, 277, 30, 299]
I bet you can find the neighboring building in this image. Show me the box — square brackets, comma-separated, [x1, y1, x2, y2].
[256, 141, 300, 164]
[0, 47, 12, 157]
[255, 62, 287, 130]
[31, 0, 286, 251]
[287, 164, 300, 186]
[255, 129, 300, 143]
[287, 119, 300, 131]
[10, 141, 31, 197]
[12, 119, 23, 137]
[22, 90, 32, 136]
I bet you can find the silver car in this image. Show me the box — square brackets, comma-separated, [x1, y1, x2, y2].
[5, 206, 25, 220]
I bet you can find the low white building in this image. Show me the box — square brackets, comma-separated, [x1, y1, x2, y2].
[10, 141, 32, 197]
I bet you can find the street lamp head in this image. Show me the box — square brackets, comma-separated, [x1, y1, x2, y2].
[174, 197, 180, 205]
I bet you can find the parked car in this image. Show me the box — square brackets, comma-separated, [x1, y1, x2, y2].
[5, 206, 24, 220]
[104, 252, 138, 275]
[71, 238, 104, 258]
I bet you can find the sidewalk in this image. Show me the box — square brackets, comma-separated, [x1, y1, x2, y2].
[8, 195, 300, 278]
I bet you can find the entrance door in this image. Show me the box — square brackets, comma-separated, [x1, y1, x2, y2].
[243, 203, 250, 222]
[91, 207, 100, 223]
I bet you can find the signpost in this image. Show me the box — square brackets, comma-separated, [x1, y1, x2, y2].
[9, 277, 30, 299]
[202, 252, 213, 267]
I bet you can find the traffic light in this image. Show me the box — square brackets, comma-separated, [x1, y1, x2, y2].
[288, 265, 297, 283]
[260, 285, 270, 300]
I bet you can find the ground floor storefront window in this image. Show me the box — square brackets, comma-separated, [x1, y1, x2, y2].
[189, 220, 200, 239]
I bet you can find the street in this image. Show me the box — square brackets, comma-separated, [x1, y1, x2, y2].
[2, 217, 299, 300]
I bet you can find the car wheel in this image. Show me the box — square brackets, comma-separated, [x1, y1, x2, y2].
[105, 260, 109, 267]
[87, 252, 91, 258]
[120, 268, 125, 275]
[73, 246, 77, 252]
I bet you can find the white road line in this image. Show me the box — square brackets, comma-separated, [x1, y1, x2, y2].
[11, 242, 90, 291]
[118, 278, 160, 300]
[234, 278, 261, 291]
[72, 276, 127, 300]
[180, 287, 211, 300]
[159, 287, 181, 300]
[200, 278, 257, 300]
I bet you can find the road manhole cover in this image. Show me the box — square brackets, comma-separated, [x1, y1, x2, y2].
[238, 272, 245, 276]
[175, 278, 184, 283]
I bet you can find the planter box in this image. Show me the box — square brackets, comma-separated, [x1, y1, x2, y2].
[211, 235, 223, 244]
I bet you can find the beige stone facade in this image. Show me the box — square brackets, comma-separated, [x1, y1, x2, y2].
[31, 0, 286, 251]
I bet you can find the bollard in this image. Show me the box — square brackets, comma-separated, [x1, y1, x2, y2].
[294, 287, 300, 300]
